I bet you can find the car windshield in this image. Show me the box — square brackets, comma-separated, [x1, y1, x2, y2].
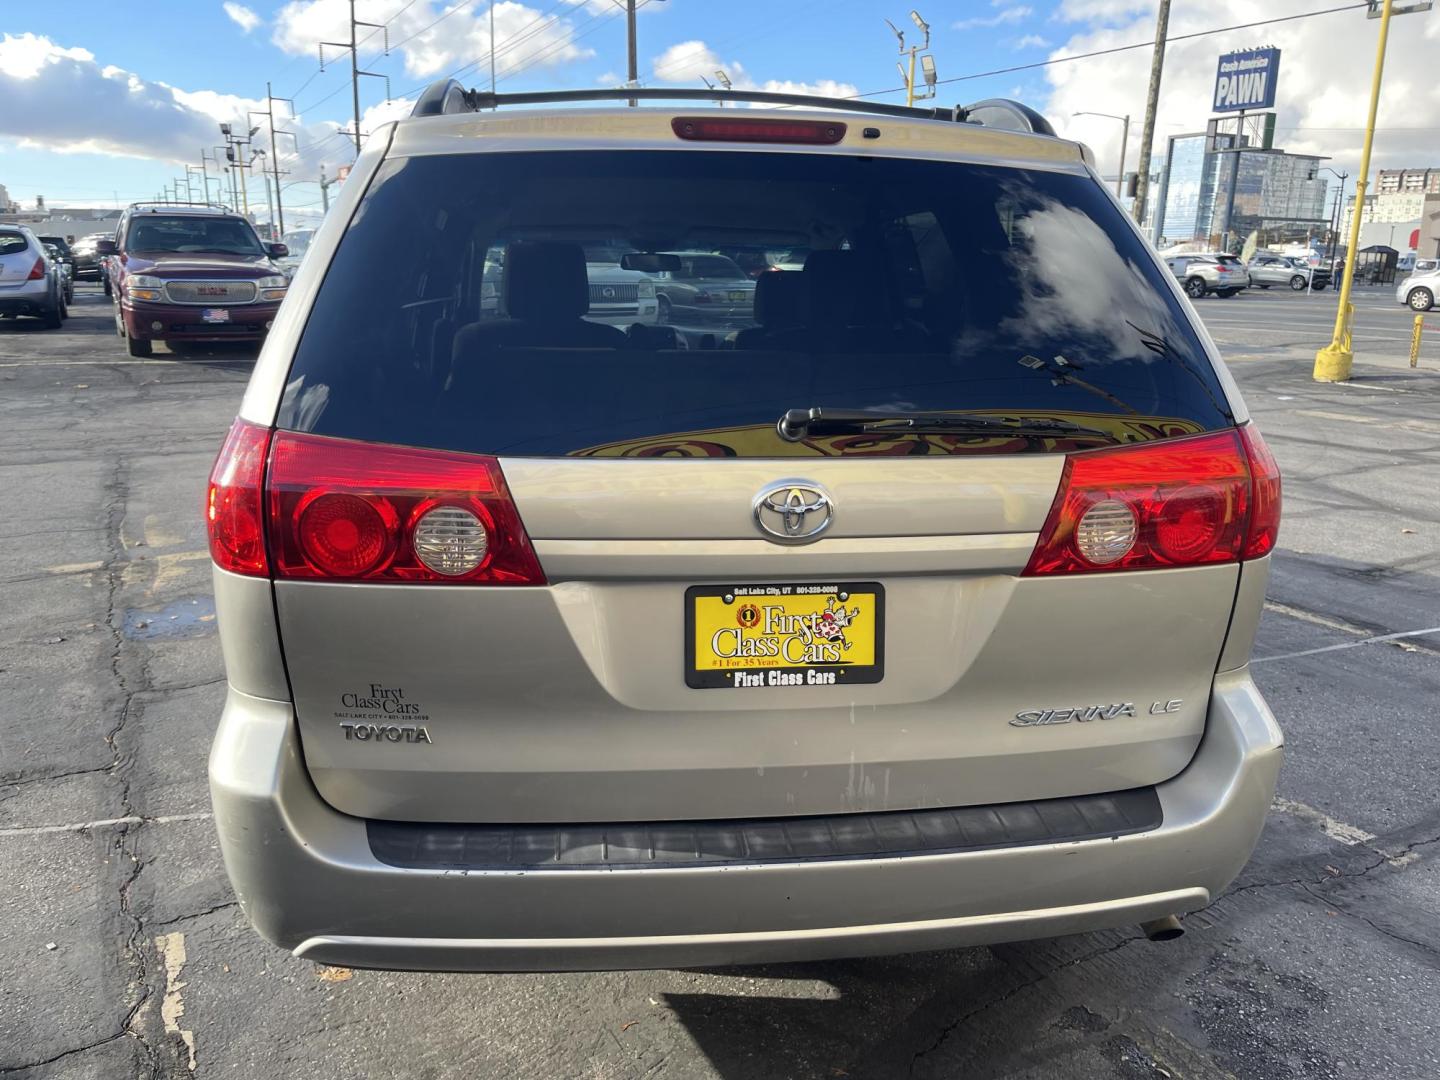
[280, 150, 1232, 458]
[126, 215, 264, 256]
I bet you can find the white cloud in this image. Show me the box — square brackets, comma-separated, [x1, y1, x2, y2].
[1043, 0, 1440, 184]
[271, 0, 596, 82]
[954, 6, 1032, 30]
[649, 40, 858, 103]
[651, 40, 726, 84]
[1015, 34, 1051, 49]
[0, 31, 362, 210]
[223, 2, 262, 33]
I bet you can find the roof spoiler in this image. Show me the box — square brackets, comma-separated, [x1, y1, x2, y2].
[409, 81, 1056, 136]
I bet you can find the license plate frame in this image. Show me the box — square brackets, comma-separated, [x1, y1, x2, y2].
[201, 307, 231, 323]
[684, 582, 885, 690]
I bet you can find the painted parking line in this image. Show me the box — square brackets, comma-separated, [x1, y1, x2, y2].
[1252, 624, 1440, 664]
[1271, 798, 1418, 866]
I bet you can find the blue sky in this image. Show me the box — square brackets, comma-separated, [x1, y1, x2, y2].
[3, 0, 1437, 223]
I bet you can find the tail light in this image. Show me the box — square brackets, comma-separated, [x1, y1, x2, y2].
[265, 431, 545, 585]
[1023, 426, 1280, 576]
[207, 419, 272, 576]
[28, 257, 46, 280]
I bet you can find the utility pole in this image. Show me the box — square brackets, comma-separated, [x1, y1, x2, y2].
[319, 165, 334, 213]
[626, 0, 638, 106]
[252, 84, 297, 238]
[1131, 0, 1171, 234]
[322, 1, 389, 157]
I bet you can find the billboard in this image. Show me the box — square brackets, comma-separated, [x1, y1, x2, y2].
[1213, 48, 1280, 113]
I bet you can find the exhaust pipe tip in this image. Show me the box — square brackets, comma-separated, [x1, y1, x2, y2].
[1139, 915, 1185, 942]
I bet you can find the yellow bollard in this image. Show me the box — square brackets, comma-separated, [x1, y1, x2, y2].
[1412, 314, 1424, 369]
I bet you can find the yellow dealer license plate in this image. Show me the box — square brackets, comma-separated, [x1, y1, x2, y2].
[685, 582, 885, 690]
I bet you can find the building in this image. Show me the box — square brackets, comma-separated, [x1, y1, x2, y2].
[0, 184, 16, 214]
[1152, 132, 1328, 250]
[1376, 168, 1440, 195]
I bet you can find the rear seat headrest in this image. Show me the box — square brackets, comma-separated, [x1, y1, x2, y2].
[504, 242, 589, 321]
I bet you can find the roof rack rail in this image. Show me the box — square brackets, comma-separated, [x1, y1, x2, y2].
[124, 200, 234, 213]
[410, 81, 1057, 136]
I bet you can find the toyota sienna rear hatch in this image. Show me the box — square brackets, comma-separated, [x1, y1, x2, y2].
[226, 129, 1276, 823]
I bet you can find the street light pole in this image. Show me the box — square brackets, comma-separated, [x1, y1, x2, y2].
[1313, 0, 1424, 382]
[1074, 112, 1131, 199]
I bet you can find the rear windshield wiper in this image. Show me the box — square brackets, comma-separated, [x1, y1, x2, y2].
[776, 407, 1112, 442]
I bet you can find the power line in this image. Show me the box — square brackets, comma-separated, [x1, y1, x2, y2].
[842, 2, 1372, 103]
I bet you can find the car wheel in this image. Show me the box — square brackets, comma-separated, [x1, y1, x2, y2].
[58, 293, 68, 320]
[1217, 289, 1237, 299]
[1184, 277, 1206, 299]
[1409, 288, 1435, 312]
[1289, 275, 1307, 291]
[656, 295, 672, 324]
[42, 296, 63, 330]
[103, 276, 112, 297]
[113, 301, 127, 338]
[1256, 283, 1270, 289]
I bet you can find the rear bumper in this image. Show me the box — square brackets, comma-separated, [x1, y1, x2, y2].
[210, 669, 1282, 972]
[0, 280, 53, 315]
[122, 299, 280, 341]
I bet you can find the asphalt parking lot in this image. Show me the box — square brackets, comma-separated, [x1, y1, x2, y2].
[2, 285, 1438, 1079]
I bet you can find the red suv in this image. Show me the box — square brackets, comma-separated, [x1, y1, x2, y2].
[99, 203, 289, 357]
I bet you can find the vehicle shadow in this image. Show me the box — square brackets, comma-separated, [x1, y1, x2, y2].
[658, 935, 1145, 1080]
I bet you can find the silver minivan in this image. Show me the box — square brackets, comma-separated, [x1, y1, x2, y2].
[207, 86, 1283, 972]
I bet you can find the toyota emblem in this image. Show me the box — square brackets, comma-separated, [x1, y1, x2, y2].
[753, 481, 834, 545]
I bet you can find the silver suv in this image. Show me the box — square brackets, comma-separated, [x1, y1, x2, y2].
[207, 85, 1283, 973]
[1166, 254, 1250, 299]
[0, 225, 67, 328]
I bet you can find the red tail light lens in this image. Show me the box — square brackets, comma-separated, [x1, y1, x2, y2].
[672, 117, 846, 144]
[1023, 428, 1281, 576]
[27, 257, 46, 280]
[206, 419, 272, 576]
[1239, 423, 1281, 558]
[266, 431, 545, 585]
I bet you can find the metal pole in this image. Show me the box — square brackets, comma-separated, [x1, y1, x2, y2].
[626, 0, 638, 107]
[260, 171, 276, 239]
[1117, 115, 1130, 199]
[349, 0, 363, 154]
[489, 1, 497, 93]
[320, 165, 331, 213]
[906, 46, 918, 108]
[1131, 0, 1171, 233]
[1315, 0, 1396, 382]
[1412, 314, 1423, 368]
[267, 82, 286, 238]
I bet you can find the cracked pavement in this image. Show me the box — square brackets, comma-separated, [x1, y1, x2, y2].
[1, 287, 1438, 1079]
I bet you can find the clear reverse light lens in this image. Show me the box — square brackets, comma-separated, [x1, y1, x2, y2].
[412, 505, 489, 576]
[1075, 498, 1137, 565]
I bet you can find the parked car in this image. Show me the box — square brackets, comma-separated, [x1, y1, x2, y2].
[1165, 254, 1249, 298]
[276, 228, 317, 279]
[100, 203, 289, 357]
[42, 242, 75, 304]
[0, 225, 66, 328]
[205, 85, 1283, 974]
[1248, 254, 1329, 291]
[651, 251, 757, 331]
[70, 232, 111, 281]
[583, 245, 659, 327]
[1396, 265, 1438, 311]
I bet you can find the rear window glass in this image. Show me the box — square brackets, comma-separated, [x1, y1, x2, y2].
[0, 233, 30, 256]
[279, 150, 1233, 458]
